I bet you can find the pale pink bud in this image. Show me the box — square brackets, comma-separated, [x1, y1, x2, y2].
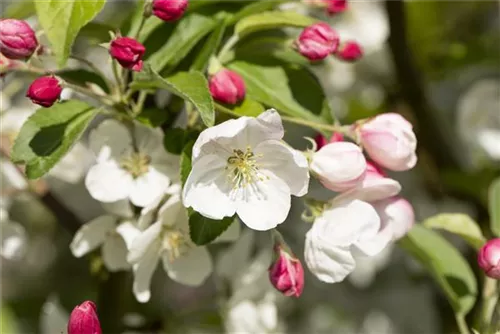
[311, 142, 366, 192]
[358, 113, 417, 171]
[109, 37, 145, 72]
[372, 196, 414, 240]
[269, 245, 304, 297]
[209, 69, 246, 105]
[26, 76, 63, 108]
[296, 22, 339, 61]
[0, 19, 38, 60]
[326, 0, 347, 15]
[335, 41, 363, 62]
[67, 301, 102, 334]
[478, 239, 500, 279]
[152, 0, 188, 22]
[314, 132, 343, 150]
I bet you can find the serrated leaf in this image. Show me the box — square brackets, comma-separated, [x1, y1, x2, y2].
[147, 13, 216, 74]
[423, 213, 485, 250]
[489, 178, 500, 237]
[35, 0, 106, 67]
[12, 100, 97, 179]
[235, 11, 317, 38]
[399, 225, 478, 316]
[132, 64, 215, 127]
[189, 212, 235, 246]
[191, 15, 228, 72]
[180, 140, 194, 187]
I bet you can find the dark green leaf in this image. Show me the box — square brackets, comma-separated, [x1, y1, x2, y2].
[78, 22, 115, 44]
[147, 13, 216, 74]
[189, 212, 235, 246]
[12, 100, 97, 179]
[399, 224, 478, 315]
[35, 0, 106, 67]
[57, 69, 109, 93]
[229, 1, 287, 25]
[132, 64, 215, 127]
[180, 140, 194, 187]
[423, 213, 485, 250]
[191, 15, 228, 72]
[136, 108, 169, 128]
[235, 11, 316, 38]
[489, 178, 500, 237]
[164, 128, 186, 155]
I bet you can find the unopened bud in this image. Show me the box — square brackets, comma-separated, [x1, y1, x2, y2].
[0, 19, 38, 60]
[67, 301, 102, 334]
[296, 22, 339, 61]
[209, 69, 246, 105]
[335, 41, 363, 62]
[326, 0, 348, 15]
[152, 0, 188, 22]
[109, 37, 146, 72]
[478, 238, 500, 279]
[269, 244, 304, 297]
[26, 76, 63, 108]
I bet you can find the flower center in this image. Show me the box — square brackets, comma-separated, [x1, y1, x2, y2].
[120, 152, 151, 178]
[225, 146, 266, 189]
[161, 228, 191, 262]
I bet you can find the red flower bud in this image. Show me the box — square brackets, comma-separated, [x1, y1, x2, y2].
[152, 0, 188, 22]
[314, 132, 344, 150]
[326, 0, 348, 15]
[109, 37, 145, 72]
[26, 76, 63, 108]
[0, 19, 38, 60]
[68, 301, 102, 334]
[209, 69, 246, 105]
[269, 245, 304, 297]
[335, 41, 363, 62]
[478, 238, 500, 279]
[296, 22, 339, 61]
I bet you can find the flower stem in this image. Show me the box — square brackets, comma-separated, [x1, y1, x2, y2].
[455, 313, 469, 334]
[132, 91, 148, 116]
[217, 35, 239, 63]
[479, 277, 499, 332]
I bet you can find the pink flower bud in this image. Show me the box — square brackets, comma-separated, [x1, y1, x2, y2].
[26, 76, 63, 108]
[335, 41, 363, 62]
[209, 69, 246, 105]
[326, 0, 348, 15]
[478, 239, 500, 279]
[296, 22, 339, 61]
[269, 245, 304, 297]
[109, 37, 145, 72]
[314, 132, 343, 151]
[311, 142, 366, 192]
[152, 0, 188, 22]
[372, 196, 414, 240]
[0, 19, 38, 60]
[67, 301, 102, 334]
[330, 132, 344, 142]
[358, 113, 417, 171]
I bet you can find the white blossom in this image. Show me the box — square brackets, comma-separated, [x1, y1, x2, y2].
[85, 119, 179, 207]
[183, 109, 310, 231]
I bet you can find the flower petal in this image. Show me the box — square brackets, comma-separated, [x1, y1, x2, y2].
[1, 220, 26, 260]
[128, 221, 163, 264]
[182, 154, 236, 220]
[256, 140, 309, 196]
[102, 234, 130, 271]
[158, 194, 187, 228]
[70, 215, 116, 257]
[116, 221, 141, 249]
[162, 246, 213, 286]
[85, 162, 134, 203]
[89, 119, 133, 160]
[129, 168, 170, 207]
[132, 242, 160, 303]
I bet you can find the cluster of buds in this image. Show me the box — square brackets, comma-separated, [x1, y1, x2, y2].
[67, 301, 102, 334]
[478, 238, 500, 279]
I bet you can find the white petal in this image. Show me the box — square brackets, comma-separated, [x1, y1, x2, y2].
[89, 119, 133, 160]
[163, 246, 213, 286]
[257, 297, 278, 331]
[116, 221, 141, 249]
[255, 140, 310, 196]
[158, 194, 187, 227]
[353, 228, 391, 257]
[134, 124, 164, 154]
[101, 200, 134, 219]
[225, 301, 261, 334]
[137, 194, 166, 230]
[182, 154, 236, 220]
[85, 162, 134, 203]
[333, 175, 401, 204]
[102, 234, 130, 271]
[132, 242, 160, 303]
[70, 215, 116, 257]
[1, 220, 26, 260]
[128, 221, 163, 264]
[213, 220, 241, 243]
[235, 173, 291, 231]
[129, 168, 170, 207]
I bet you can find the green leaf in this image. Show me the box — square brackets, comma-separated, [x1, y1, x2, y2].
[399, 224, 478, 315]
[423, 213, 485, 250]
[132, 64, 215, 127]
[489, 177, 500, 237]
[35, 0, 106, 67]
[12, 100, 97, 179]
[190, 15, 228, 72]
[136, 108, 169, 128]
[180, 140, 194, 187]
[164, 128, 186, 155]
[215, 99, 265, 118]
[234, 11, 316, 38]
[228, 60, 326, 123]
[57, 68, 109, 93]
[147, 13, 216, 74]
[189, 212, 235, 246]
[4, 0, 35, 19]
[229, 1, 287, 25]
[78, 22, 115, 44]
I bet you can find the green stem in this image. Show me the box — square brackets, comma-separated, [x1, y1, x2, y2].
[133, 91, 148, 116]
[455, 314, 470, 334]
[480, 277, 499, 332]
[112, 60, 124, 95]
[217, 35, 239, 63]
[133, 14, 147, 40]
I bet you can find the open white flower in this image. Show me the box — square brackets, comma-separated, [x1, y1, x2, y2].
[1, 207, 27, 260]
[85, 120, 179, 207]
[183, 109, 309, 231]
[70, 215, 140, 271]
[128, 194, 240, 303]
[304, 199, 390, 283]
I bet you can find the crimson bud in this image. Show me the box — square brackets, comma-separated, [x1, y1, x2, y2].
[0, 19, 38, 60]
[478, 238, 500, 279]
[152, 0, 188, 22]
[67, 301, 102, 334]
[209, 69, 246, 105]
[26, 76, 63, 108]
[296, 22, 339, 61]
[326, 0, 348, 15]
[335, 41, 363, 62]
[109, 37, 145, 72]
[269, 245, 304, 297]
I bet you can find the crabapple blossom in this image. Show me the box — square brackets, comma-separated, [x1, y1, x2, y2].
[0, 19, 38, 59]
[26, 76, 63, 107]
[67, 301, 102, 334]
[208, 69, 246, 105]
[296, 22, 339, 61]
[310, 141, 366, 192]
[269, 244, 304, 297]
[85, 120, 179, 207]
[304, 199, 389, 283]
[109, 37, 145, 71]
[358, 113, 417, 171]
[478, 238, 500, 279]
[335, 41, 363, 62]
[372, 196, 415, 241]
[314, 132, 344, 150]
[182, 109, 310, 231]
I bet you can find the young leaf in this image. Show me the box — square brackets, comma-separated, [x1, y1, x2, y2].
[229, 1, 287, 25]
[132, 64, 215, 127]
[190, 14, 228, 72]
[489, 178, 500, 237]
[147, 13, 216, 74]
[189, 212, 235, 246]
[423, 213, 485, 250]
[57, 69, 109, 93]
[215, 99, 265, 118]
[11, 100, 97, 179]
[4, 0, 35, 19]
[235, 11, 317, 38]
[35, 0, 106, 67]
[399, 225, 478, 316]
